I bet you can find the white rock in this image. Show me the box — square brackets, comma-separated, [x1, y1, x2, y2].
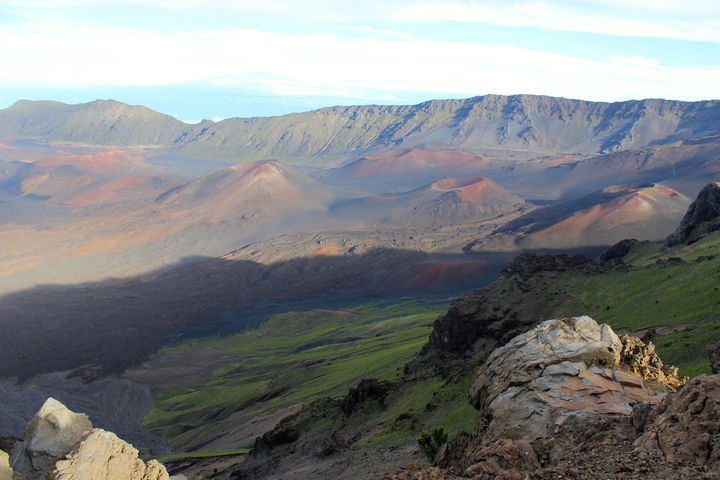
[51, 429, 169, 480]
[0, 450, 12, 480]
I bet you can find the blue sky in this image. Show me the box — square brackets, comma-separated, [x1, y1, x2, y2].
[1, 0, 719, 122]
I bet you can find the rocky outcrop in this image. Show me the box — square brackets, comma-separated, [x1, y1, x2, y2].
[597, 238, 648, 262]
[635, 375, 720, 468]
[708, 342, 720, 374]
[342, 379, 394, 415]
[52, 430, 169, 480]
[8, 398, 169, 480]
[11, 397, 93, 476]
[665, 182, 720, 247]
[419, 253, 628, 366]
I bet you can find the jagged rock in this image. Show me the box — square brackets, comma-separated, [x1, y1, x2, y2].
[65, 364, 104, 383]
[665, 182, 720, 247]
[8, 398, 168, 480]
[342, 378, 394, 415]
[634, 375, 720, 468]
[462, 439, 539, 477]
[500, 253, 600, 280]
[597, 238, 649, 262]
[253, 425, 300, 452]
[0, 450, 11, 480]
[618, 334, 686, 391]
[419, 253, 628, 366]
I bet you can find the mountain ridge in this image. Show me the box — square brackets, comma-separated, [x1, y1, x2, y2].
[2, 95, 719, 164]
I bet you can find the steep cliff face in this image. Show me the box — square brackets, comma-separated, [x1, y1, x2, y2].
[665, 182, 720, 247]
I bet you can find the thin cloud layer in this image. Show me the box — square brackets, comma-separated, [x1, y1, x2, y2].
[1, 0, 718, 119]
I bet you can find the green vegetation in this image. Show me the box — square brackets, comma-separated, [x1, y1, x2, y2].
[137, 300, 451, 449]
[417, 427, 448, 462]
[532, 231, 720, 375]
[139, 230, 719, 461]
[154, 449, 250, 463]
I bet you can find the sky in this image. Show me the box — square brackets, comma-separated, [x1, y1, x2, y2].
[1, 0, 719, 122]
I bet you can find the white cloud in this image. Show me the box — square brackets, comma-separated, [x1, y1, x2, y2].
[5, 0, 720, 42]
[397, 1, 720, 43]
[1, 5, 719, 103]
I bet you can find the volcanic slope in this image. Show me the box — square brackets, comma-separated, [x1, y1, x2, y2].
[465, 183, 692, 251]
[156, 160, 333, 222]
[330, 176, 526, 228]
[0, 149, 177, 205]
[553, 134, 720, 197]
[0, 99, 186, 146]
[334, 148, 493, 181]
[2, 95, 719, 163]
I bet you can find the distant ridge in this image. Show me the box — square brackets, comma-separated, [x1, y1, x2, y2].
[1, 95, 719, 164]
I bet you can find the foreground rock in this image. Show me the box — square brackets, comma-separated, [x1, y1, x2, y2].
[635, 375, 720, 469]
[391, 316, 705, 480]
[7, 397, 169, 480]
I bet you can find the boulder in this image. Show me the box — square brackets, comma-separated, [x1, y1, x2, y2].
[470, 316, 622, 416]
[634, 375, 720, 468]
[469, 317, 673, 444]
[51, 429, 168, 480]
[11, 397, 92, 475]
[7, 398, 168, 480]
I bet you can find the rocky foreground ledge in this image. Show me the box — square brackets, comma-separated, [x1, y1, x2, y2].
[388, 316, 720, 480]
[0, 397, 170, 480]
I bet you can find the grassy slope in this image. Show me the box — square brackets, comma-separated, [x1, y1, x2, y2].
[575, 233, 720, 375]
[488, 231, 720, 376]
[139, 231, 719, 462]
[137, 301, 458, 449]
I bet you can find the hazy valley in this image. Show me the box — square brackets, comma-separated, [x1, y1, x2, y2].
[1, 94, 719, 479]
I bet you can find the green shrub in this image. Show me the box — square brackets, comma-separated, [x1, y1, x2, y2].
[417, 426, 448, 462]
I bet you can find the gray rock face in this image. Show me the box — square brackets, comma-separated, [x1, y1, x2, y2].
[709, 342, 720, 374]
[470, 316, 622, 414]
[8, 398, 169, 480]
